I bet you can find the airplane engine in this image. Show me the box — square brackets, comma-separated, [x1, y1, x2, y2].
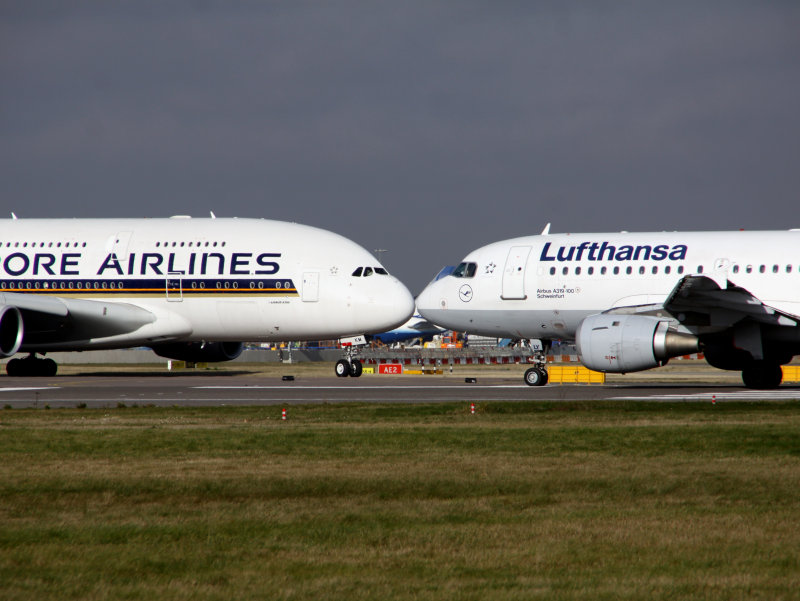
[576, 314, 699, 373]
[0, 306, 24, 357]
[150, 341, 244, 363]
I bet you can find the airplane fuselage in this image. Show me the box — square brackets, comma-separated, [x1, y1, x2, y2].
[0, 217, 414, 353]
[418, 230, 800, 339]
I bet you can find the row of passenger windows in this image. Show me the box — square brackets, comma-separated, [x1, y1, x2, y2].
[155, 241, 227, 248]
[547, 264, 800, 276]
[549, 265, 687, 276]
[0, 280, 294, 291]
[188, 280, 294, 290]
[1, 241, 231, 249]
[351, 266, 389, 277]
[732, 264, 797, 274]
[452, 261, 800, 279]
[2, 281, 124, 290]
[1, 241, 86, 248]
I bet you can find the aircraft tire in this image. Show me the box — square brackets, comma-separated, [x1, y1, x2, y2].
[6, 357, 58, 377]
[539, 368, 549, 386]
[42, 358, 58, 377]
[524, 367, 547, 387]
[349, 360, 363, 378]
[335, 360, 350, 377]
[741, 361, 782, 389]
[6, 358, 22, 377]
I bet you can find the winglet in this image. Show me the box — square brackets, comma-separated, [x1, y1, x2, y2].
[540, 223, 551, 235]
[11, 212, 17, 220]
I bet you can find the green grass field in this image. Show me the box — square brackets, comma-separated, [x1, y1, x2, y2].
[2, 401, 799, 600]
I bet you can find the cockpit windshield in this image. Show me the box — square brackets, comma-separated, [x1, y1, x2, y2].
[452, 262, 477, 278]
[433, 266, 456, 281]
[352, 266, 389, 277]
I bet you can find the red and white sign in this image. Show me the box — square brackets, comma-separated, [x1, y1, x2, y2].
[378, 363, 403, 374]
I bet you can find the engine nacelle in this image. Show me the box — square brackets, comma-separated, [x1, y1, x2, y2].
[0, 306, 24, 357]
[576, 314, 699, 373]
[151, 341, 244, 363]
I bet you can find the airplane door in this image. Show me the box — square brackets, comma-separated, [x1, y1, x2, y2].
[501, 246, 531, 300]
[714, 258, 731, 275]
[112, 231, 133, 266]
[713, 258, 731, 289]
[166, 273, 183, 302]
[104, 231, 132, 270]
[302, 272, 319, 302]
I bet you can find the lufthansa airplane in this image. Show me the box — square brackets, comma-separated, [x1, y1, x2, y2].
[417, 226, 800, 389]
[0, 216, 414, 377]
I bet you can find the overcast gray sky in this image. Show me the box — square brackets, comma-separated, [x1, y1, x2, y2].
[2, 2, 799, 293]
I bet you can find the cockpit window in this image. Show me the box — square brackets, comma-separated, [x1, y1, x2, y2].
[452, 262, 477, 278]
[352, 266, 388, 277]
[434, 266, 456, 281]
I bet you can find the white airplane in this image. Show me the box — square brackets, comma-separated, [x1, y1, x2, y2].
[417, 226, 800, 389]
[0, 216, 414, 377]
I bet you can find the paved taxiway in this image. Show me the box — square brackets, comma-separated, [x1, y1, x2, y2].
[1, 371, 799, 408]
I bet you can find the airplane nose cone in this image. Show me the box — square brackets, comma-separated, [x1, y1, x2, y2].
[353, 277, 415, 334]
[416, 281, 439, 321]
[390, 280, 415, 329]
[416, 280, 456, 332]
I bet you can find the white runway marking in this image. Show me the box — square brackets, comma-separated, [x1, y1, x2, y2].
[612, 390, 800, 401]
[195, 385, 528, 390]
[0, 387, 56, 392]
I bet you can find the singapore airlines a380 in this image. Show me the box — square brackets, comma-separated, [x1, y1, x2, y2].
[0, 216, 414, 377]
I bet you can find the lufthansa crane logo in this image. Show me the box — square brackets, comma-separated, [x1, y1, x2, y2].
[459, 284, 473, 303]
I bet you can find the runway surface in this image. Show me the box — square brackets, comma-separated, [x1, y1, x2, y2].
[1, 372, 799, 408]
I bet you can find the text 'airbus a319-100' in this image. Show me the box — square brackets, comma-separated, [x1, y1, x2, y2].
[0, 216, 414, 377]
[417, 225, 800, 389]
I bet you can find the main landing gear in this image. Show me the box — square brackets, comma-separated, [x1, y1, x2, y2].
[741, 360, 783, 389]
[6, 353, 58, 377]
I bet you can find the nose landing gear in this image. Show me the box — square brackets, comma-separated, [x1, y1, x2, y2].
[523, 339, 550, 387]
[524, 366, 548, 386]
[335, 358, 363, 377]
[335, 335, 367, 378]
